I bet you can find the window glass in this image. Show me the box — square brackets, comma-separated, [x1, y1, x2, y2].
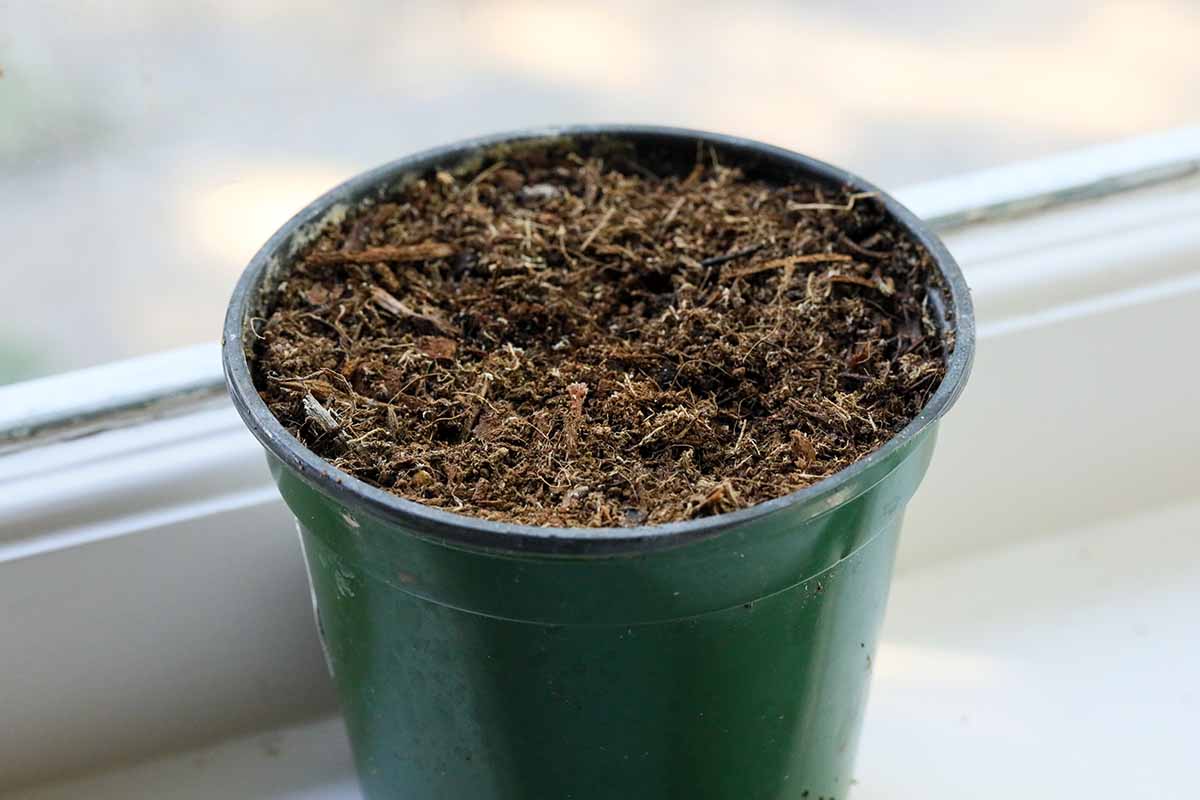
[3, 1, 1196, 382]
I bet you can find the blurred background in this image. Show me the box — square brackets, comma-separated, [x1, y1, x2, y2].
[2, 0, 1198, 384]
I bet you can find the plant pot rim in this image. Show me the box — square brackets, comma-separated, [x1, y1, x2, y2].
[222, 124, 975, 555]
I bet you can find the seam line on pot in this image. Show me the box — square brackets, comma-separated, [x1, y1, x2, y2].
[308, 512, 899, 628]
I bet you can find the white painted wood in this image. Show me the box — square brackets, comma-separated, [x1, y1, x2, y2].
[0, 407, 263, 555]
[857, 498, 1200, 800]
[896, 125, 1200, 227]
[3, 717, 358, 800]
[0, 489, 335, 790]
[942, 171, 1200, 328]
[895, 174, 1200, 567]
[0, 344, 224, 453]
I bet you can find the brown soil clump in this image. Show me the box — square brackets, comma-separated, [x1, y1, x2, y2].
[253, 144, 949, 527]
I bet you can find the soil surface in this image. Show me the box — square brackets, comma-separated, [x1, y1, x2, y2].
[253, 143, 950, 527]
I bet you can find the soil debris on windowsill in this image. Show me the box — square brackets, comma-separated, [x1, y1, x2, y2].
[252, 143, 950, 527]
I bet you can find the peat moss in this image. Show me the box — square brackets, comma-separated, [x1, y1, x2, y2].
[252, 144, 948, 527]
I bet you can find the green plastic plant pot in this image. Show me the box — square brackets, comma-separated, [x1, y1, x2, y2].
[223, 126, 975, 800]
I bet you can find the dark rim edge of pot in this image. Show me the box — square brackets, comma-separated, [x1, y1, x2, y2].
[222, 124, 976, 556]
